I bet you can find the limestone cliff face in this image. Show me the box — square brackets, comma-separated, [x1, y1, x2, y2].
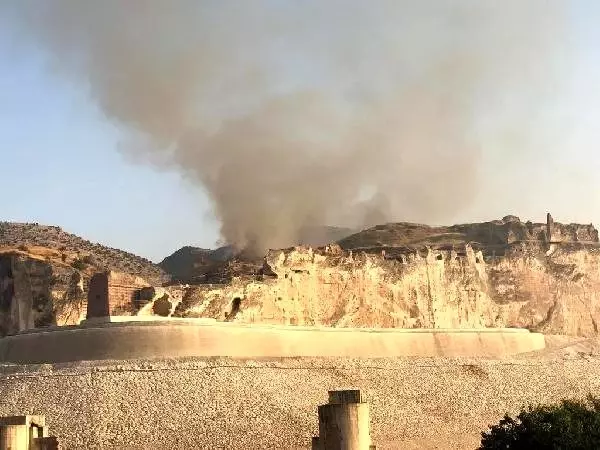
[176, 243, 600, 337]
[490, 244, 600, 336]
[0, 252, 85, 335]
[3, 216, 599, 338]
[0, 220, 170, 336]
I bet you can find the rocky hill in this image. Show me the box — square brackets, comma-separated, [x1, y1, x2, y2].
[0, 222, 168, 284]
[0, 222, 168, 335]
[338, 214, 599, 255]
[159, 245, 236, 283]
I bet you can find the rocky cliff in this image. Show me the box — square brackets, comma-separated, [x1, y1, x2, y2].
[0, 222, 169, 336]
[173, 216, 600, 337]
[0, 250, 84, 335]
[160, 225, 357, 284]
[3, 215, 600, 338]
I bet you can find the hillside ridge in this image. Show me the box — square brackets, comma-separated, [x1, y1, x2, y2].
[0, 221, 168, 284]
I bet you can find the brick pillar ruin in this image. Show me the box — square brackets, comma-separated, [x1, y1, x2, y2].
[312, 390, 375, 450]
[86, 273, 110, 319]
[86, 271, 150, 319]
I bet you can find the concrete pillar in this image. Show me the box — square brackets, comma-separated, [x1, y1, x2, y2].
[31, 437, 59, 450]
[0, 416, 48, 450]
[315, 390, 373, 450]
[0, 425, 29, 450]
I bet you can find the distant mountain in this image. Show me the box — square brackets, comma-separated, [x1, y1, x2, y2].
[296, 225, 357, 247]
[159, 245, 235, 283]
[160, 225, 357, 283]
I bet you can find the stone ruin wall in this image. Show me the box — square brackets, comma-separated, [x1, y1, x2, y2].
[103, 272, 149, 314]
[85, 271, 184, 319]
[86, 271, 150, 318]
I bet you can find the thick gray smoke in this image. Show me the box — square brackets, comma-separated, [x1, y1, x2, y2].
[3, 1, 567, 252]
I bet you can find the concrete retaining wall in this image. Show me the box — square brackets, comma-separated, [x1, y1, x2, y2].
[0, 320, 545, 363]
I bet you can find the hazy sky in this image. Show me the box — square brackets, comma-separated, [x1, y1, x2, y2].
[1, 1, 599, 262]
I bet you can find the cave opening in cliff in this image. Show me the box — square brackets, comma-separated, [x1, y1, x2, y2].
[225, 297, 242, 322]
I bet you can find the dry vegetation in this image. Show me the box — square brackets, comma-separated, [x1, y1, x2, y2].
[0, 222, 168, 284]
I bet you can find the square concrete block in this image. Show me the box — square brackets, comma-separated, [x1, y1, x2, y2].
[0, 416, 45, 428]
[32, 436, 59, 450]
[328, 390, 363, 404]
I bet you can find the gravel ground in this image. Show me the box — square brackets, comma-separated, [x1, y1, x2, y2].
[0, 351, 599, 449]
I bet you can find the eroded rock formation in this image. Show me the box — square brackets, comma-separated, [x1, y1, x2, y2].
[0, 252, 73, 335]
[3, 215, 600, 338]
[0, 220, 171, 336]
[173, 216, 600, 337]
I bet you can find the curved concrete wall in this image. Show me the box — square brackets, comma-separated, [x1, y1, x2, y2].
[0, 321, 545, 364]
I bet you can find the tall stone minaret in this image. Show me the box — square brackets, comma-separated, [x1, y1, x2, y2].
[546, 212, 554, 243]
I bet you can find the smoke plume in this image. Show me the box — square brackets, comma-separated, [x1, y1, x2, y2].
[2, 1, 567, 252]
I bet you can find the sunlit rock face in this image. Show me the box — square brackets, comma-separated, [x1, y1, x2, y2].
[3, 215, 600, 338]
[175, 241, 600, 337]
[0, 252, 71, 335]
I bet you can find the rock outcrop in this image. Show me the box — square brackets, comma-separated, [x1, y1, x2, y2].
[160, 226, 356, 283]
[0, 221, 170, 336]
[338, 214, 598, 255]
[159, 245, 237, 283]
[3, 215, 600, 338]
[174, 216, 600, 337]
[0, 251, 77, 335]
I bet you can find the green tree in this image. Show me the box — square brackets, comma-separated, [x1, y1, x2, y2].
[480, 396, 600, 449]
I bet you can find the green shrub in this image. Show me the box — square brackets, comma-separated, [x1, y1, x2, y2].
[480, 396, 600, 449]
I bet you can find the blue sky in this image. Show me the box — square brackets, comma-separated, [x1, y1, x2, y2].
[0, 39, 220, 261]
[1, 2, 599, 262]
